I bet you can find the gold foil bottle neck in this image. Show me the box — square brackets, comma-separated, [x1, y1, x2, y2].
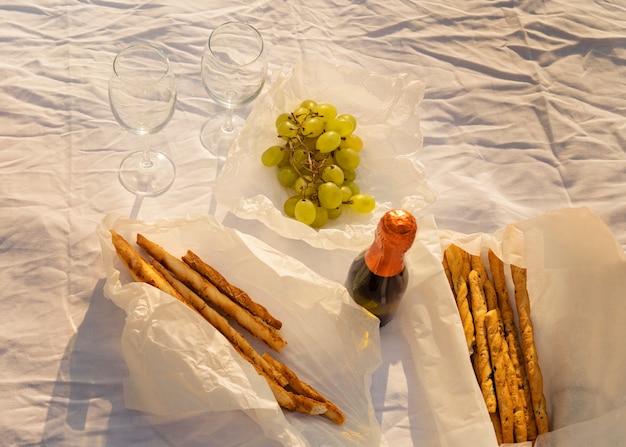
[365, 209, 417, 277]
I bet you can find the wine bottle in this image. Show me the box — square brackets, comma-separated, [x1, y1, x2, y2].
[345, 209, 417, 326]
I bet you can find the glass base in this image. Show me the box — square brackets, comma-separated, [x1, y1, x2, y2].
[118, 151, 176, 196]
[199, 113, 245, 158]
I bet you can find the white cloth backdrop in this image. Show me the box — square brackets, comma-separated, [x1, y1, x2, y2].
[1, 1, 625, 446]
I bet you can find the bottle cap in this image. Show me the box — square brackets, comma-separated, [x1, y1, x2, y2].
[365, 209, 417, 276]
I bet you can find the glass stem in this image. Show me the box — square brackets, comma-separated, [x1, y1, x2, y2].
[139, 136, 154, 169]
[222, 108, 235, 133]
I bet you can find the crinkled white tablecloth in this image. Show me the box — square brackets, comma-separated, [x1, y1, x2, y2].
[1, 1, 625, 446]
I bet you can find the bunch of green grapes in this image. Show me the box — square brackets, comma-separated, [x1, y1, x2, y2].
[261, 100, 376, 228]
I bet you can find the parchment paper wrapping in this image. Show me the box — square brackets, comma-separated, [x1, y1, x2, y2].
[97, 213, 383, 447]
[400, 207, 626, 447]
[214, 60, 437, 251]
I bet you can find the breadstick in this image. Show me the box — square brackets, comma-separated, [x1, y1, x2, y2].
[260, 369, 328, 416]
[262, 353, 345, 425]
[110, 231, 193, 311]
[455, 278, 475, 352]
[246, 356, 329, 416]
[444, 245, 475, 351]
[482, 277, 499, 313]
[468, 270, 496, 413]
[511, 265, 549, 435]
[489, 250, 537, 440]
[183, 250, 282, 330]
[510, 365, 528, 442]
[470, 254, 489, 289]
[498, 312, 528, 442]
[484, 309, 514, 443]
[444, 244, 469, 296]
[460, 250, 471, 288]
[137, 234, 287, 353]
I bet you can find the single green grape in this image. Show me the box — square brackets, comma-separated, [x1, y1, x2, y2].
[316, 131, 341, 153]
[321, 164, 344, 186]
[340, 133, 363, 152]
[277, 165, 298, 187]
[261, 145, 284, 167]
[301, 116, 325, 138]
[327, 205, 343, 220]
[277, 120, 298, 139]
[294, 176, 316, 197]
[294, 198, 316, 225]
[337, 113, 357, 131]
[318, 182, 343, 209]
[275, 113, 292, 129]
[283, 195, 300, 218]
[312, 103, 338, 122]
[292, 106, 310, 123]
[311, 206, 329, 228]
[344, 181, 360, 196]
[335, 147, 361, 170]
[291, 148, 309, 171]
[343, 169, 356, 182]
[349, 194, 376, 213]
[300, 99, 318, 111]
[340, 185, 352, 202]
[277, 146, 292, 167]
[325, 116, 354, 137]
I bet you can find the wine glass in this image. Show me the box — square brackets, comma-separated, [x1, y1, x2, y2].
[109, 43, 177, 196]
[200, 22, 267, 157]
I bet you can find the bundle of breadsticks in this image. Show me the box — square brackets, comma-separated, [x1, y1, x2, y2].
[442, 244, 549, 444]
[110, 230, 345, 425]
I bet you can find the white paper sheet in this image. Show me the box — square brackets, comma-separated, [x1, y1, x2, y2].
[96, 213, 383, 447]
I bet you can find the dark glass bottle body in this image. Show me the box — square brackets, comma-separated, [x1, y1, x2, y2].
[345, 209, 417, 327]
[345, 251, 409, 326]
